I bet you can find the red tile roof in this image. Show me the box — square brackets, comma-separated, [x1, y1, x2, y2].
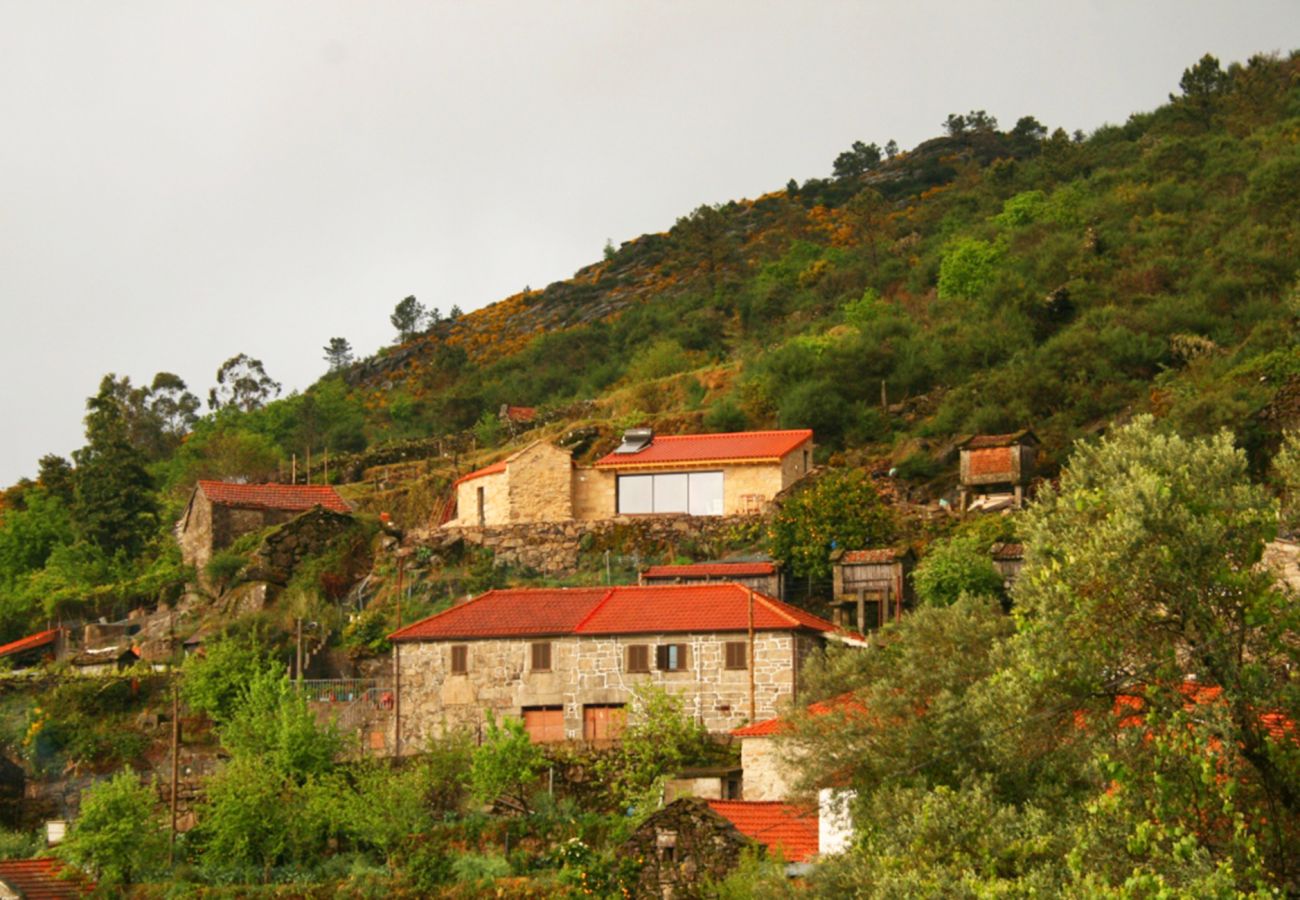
[991, 542, 1024, 561]
[0, 629, 59, 659]
[390, 584, 850, 642]
[641, 562, 777, 579]
[452, 459, 508, 488]
[706, 801, 819, 863]
[594, 430, 812, 469]
[197, 481, 351, 514]
[840, 548, 910, 564]
[503, 405, 537, 422]
[732, 691, 866, 737]
[0, 858, 94, 898]
[959, 430, 1038, 449]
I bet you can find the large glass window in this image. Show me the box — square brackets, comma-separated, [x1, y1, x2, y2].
[617, 471, 724, 515]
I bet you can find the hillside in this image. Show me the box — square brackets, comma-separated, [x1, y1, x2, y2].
[0, 49, 1297, 895]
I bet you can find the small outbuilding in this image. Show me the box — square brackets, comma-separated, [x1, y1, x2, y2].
[958, 430, 1038, 511]
[991, 542, 1025, 587]
[640, 561, 783, 600]
[830, 547, 915, 631]
[176, 481, 353, 572]
[622, 797, 756, 898]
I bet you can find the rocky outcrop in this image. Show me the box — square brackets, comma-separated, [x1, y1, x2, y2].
[243, 508, 357, 586]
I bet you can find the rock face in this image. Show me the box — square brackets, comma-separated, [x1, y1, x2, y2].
[243, 508, 357, 586]
[434, 514, 758, 576]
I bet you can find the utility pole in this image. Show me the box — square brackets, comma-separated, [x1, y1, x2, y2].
[291, 453, 297, 485]
[295, 617, 304, 682]
[169, 683, 180, 865]
[747, 588, 756, 723]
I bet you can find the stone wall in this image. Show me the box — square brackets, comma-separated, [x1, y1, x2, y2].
[740, 736, 798, 801]
[177, 492, 215, 570]
[242, 507, 357, 586]
[622, 797, 751, 898]
[506, 442, 573, 523]
[452, 469, 508, 528]
[437, 513, 757, 575]
[396, 629, 807, 750]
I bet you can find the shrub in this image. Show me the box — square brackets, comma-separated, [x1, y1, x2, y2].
[768, 470, 896, 579]
[56, 771, 167, 885]
[913, 535, 1005, 607]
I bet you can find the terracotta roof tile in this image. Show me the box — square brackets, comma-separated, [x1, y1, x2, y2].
[732, 692, 866, 737]
[641, 562, 777, 579]
[959, 430, 1038, 450]
[0, 858, 94, 898]
[595, 430, 812, 469]
[197, 481, 351, 514]
[390, 588, 613, 641]
[706, 801, 819, 862]
[390, 584, 848, 641]
[503, 405, 537, 422]
[991, 542, 1024, 561]
[452, 459, 508, 488]
[0, 629, 59, 659]
[840, 548, 910, 564]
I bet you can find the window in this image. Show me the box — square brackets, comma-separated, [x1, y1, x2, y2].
[656, 643, 689, 672]
[626, 644, 650, 673]
[450, 645, 468, 674]
[530, 641, 552, 672]
[522, 706, 565, 743]
[617, 472, 724, 515]
[724, 641, 747, 670]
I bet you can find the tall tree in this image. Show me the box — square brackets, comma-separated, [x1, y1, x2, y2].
[832, 140, 882, 179]
[323, 337, 354, 373]
[72, 376, 157, 557]
[390, 295, 426, 343]
[208, 354, 282, 413]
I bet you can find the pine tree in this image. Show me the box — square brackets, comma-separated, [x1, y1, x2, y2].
[72, 377, 157, 558]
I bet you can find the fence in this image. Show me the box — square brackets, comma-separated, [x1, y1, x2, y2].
[295, 678, 392, 708]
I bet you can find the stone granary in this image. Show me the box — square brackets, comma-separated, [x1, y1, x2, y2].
[388, 583, 860, 747]
[443, 429, 814, 528]
[830, 547, 915, 632]
[640, 561, 783, 600]
[957, 430, 1039, 511]
[991, 542, 1025, 587]
[176, 480, 353, 572]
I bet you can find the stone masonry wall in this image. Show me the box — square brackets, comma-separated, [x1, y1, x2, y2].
[438, 513, 758, 575]
[396, 630, 804, 751]
[507, 442, 573, 523]
[740, 736, 798, 801]
[452, 470, 508, 527]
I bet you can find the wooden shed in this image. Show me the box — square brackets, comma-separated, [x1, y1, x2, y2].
[958, 431, 1038, 510]
[830, 547, 915, 631]
[640, 561, 783, 600]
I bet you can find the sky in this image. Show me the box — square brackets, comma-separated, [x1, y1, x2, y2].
[1, 1, 1297, 486]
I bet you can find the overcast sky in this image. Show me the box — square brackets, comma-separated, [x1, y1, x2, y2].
[1, 1, 1296, 486]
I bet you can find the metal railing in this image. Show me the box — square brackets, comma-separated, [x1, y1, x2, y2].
[295, 678, 392, 707]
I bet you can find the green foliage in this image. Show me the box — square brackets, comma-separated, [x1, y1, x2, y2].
[472, 409, 504, 449]
[470, 711, 548, 813]
[594, 684, 720, 815]
[767, 470, 895, 579]
[73, 376, 158, 558]
[56, 771, 167, 885]
[340, 607, 391, 657]
[704, 847, 799, 899]
[937, 236, 1003, 301]
[203, 548, 248, 592]
[913, 534, 1005, 607]
[208, 353, 282, 413]
[180, 630, 281, 725]
[220, 668, 343, 779]
[0, 829, 41, 861]
[450, 851, 511, 889]
[22, 677, 155, 774]
[390, 295, 426, 343]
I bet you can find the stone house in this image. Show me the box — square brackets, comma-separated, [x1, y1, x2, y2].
[640, 561, 783, 600]
[176, 481, 353, 571]
[388, 583, 858, 748]
[957, 430, 1038, 511]
[730, 692, 866, 802]
[443, 428, 814, 528]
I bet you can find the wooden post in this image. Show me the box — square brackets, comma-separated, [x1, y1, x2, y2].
[396, 557, 404, 629]
[169, 683, 179, 865]
[856, 589, 865, 633]
[881, 379, 888, 415]
[747, 588, 756, 723]
[306, 447, 311, 485]
[295, 618, 303, 683]
[323, 447, 329, 484]
[291, 453, 297, 484]
[393, 643, 402, 757]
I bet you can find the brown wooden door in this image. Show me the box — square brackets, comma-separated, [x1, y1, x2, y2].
[582, 704, 627, 743]
[523, 707, 565, 743]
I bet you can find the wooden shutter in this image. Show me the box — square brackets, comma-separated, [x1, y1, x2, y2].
[626, 644, 649, 673]
[531, 642, 552, 672]
[724, 641, 747, 670]
[450, 645, 468, 674]
[656, 644, 687, 671]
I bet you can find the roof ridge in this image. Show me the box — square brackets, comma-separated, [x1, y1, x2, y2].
[652, 428, 812, 440]
[572, 586, 619, 633]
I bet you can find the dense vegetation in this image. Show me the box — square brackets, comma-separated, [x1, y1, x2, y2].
[0, 50, 1296, 894]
